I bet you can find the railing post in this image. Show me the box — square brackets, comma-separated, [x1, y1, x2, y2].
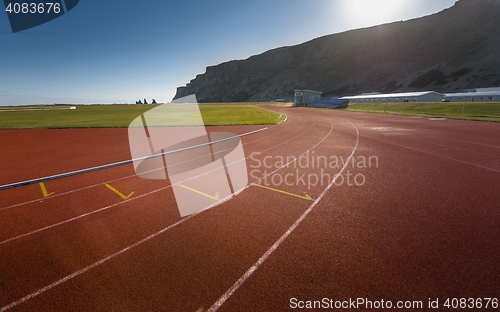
[460, 101, 467, 116]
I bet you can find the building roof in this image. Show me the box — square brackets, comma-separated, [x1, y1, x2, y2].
[294, 89, 322, 94]
[471, 87, 500, 93]
[340, 91, 442, 100]
[444, 91, 500, 97]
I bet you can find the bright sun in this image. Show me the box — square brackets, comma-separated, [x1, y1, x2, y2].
[343, 0, 408, 28]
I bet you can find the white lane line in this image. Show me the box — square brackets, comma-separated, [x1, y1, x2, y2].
[451, 138, 500, 149]
[0, 118, 316, 246]
[0, 170, 151, 212]
[207, 119, 360, 312]
[405, 136, 500, 158]
[0, 115, 329, 310]
[257, 106, 289, 123]
[0, 117, 302, 212]
[362, 134, 500, 174]
[0, 186, 166, 246]
[0, 213, 197, 312]
[416, 133, 500, 149]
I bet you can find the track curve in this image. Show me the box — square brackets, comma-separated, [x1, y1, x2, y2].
[0, 108, 499, 311]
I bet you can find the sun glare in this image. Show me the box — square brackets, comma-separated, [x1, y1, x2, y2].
[343, 0, 408, 29]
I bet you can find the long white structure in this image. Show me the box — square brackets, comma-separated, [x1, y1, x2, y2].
[470, 87, 500, 93]
[443, 91, 500, 102]
[340, 91, 443, 103]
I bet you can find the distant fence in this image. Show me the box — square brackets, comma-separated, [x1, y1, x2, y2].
[345, 102, 500, 120]
[309, 99, 349, 109]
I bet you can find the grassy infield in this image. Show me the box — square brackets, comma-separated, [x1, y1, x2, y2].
[0, 103, 286, 129]
[0, 101, 498, 129]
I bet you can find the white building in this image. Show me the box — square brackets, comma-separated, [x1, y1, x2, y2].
[340, 91, 444, 103]
[469, 87, 500, 93]
[443, 91, 500, 102]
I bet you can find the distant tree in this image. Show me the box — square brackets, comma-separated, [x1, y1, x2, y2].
[137, 99, 143, 104]
[144, 98, 148, 104]
[152, 99, 157, 104]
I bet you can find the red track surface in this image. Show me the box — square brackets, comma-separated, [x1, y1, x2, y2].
[1, 108, 499, 311]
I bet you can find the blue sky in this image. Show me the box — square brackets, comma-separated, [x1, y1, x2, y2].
[0, 0, 458, 105]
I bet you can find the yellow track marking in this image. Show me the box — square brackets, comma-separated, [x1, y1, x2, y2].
[178, 184, 219, 201]
[104, 183, 134, 200]
[39, 182, 55, 198]
[252, 184, 313, 201]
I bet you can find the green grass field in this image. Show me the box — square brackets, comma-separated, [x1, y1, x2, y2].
[345, 102, 500, 122]
[0, 104, 286, 129]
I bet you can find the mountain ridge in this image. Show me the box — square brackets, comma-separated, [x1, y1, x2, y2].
[174, 0, 500, 102]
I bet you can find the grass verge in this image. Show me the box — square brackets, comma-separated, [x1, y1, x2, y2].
[0, 104, 286, 129]
[345, 102, 500, 122]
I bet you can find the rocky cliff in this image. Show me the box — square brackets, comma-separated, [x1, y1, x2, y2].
[174, 0, 500, 102]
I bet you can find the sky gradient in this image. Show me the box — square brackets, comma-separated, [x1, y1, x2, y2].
[0, 0, 458, 105]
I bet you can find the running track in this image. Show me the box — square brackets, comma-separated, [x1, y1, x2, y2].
[0, 108, 499, 311]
